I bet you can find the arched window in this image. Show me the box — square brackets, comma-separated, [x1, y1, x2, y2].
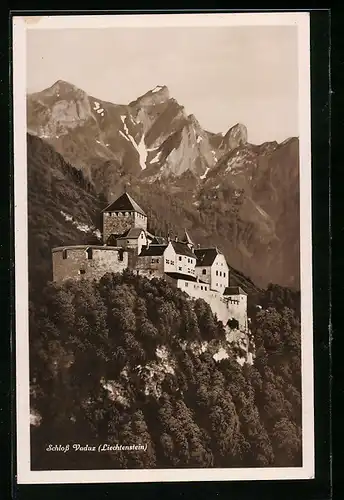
[202, 269, 206, 275]
[86, 248, 93, 260]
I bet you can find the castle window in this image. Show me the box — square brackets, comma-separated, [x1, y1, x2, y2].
[79, 269, 86, 275]
[179, 256, 182, 261]
[86, 248, 93, 260]
[224, 272, 226, 277]
[202, 269, 206, 275]
[156, 259, 160, 263]
[185, 282, 188, 287]
[201, 286, 203, 290]
[141, 234, 144, 239]
[152, 259, 155, 263]
[216, 270, 218, 276]
[127, 240, 130, 244]
[220, 271, 222, 277]
[62, 249, 67, 259]
[178, 267, 182, 271]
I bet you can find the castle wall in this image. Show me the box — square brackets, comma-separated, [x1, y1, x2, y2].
[170, 276, 247, 331]
[136, 254, 165, 278]
[174, 252, 196, 278]
[195, 265, 211, 286]
[223, 294, 248, 331]
[176, 279, 210, 299]
[52, 246, 129, 283]
[163, 243, 177, 273]
[210, 254, 229, 292]
[103, 211, 135, 242]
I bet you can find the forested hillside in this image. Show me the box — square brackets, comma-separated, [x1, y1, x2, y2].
[30, 271, 302, 470]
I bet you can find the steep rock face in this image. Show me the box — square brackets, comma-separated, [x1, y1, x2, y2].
[142, 114, 217, 180]
[219, 123, 248, 152]
[27, 81, 300, 289]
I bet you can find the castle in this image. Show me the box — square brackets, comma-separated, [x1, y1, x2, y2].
[52, 192, 249, 335]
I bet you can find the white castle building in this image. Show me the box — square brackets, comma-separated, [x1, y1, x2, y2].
[52, 192, 249, 335]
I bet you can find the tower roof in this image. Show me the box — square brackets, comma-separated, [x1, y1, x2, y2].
[102, 192, 146, 216]
[181, 229, 195, 247]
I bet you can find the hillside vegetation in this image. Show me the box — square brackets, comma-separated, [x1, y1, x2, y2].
[30, 271, 302, 470]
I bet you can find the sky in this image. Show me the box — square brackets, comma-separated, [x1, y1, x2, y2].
[26, 25, 298, 144]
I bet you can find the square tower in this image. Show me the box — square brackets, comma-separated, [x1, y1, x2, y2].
[102, 192, 148, 243]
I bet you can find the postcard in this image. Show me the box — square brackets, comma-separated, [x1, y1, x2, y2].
[12, 12, 314, 484]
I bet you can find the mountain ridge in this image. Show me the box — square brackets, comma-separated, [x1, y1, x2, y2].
[27, 81, 300, 289]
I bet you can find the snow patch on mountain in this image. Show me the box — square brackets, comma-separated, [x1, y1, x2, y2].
[136, 135, 148, 170]
[150, 150, 162, 165]
[200, 167, 210, 180]
[152, 86, 164, 93]
[119, 125, 148, 170]
[60, 211, 101, 239]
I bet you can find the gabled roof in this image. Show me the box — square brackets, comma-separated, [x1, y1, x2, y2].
[223, 286, 247, 296]
[105, 234, 124, 245]
[102, 192, 146, 216]
[138, 244, 167, 257]
[194, 248, 219, 267]
[117, 227, 145, 239]
[181, 229, 194, 247]
[151, 236, 167, 245]
[171, 240, 196, 258]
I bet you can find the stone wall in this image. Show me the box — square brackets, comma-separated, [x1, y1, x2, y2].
[195, 265, 211, 286]
[167, 275, 248, 332]
[103, 212, 135, 242]
[52, 245, 129, 283]
[136, 254, 165, 277]
[134, 212, 148, 230]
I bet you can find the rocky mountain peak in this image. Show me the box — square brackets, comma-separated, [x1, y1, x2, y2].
[37, 80, 87, 100]
[221, 123, 248, 151]
[187, 113, 202, 130]
[129, 85, 170, 109]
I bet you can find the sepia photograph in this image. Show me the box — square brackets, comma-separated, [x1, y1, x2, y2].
[13, 12, 313, 483]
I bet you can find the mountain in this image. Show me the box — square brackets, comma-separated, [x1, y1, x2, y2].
[27, 80, 300, 289]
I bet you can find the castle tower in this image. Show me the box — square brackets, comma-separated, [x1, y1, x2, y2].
[102, 192, 147, 244]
